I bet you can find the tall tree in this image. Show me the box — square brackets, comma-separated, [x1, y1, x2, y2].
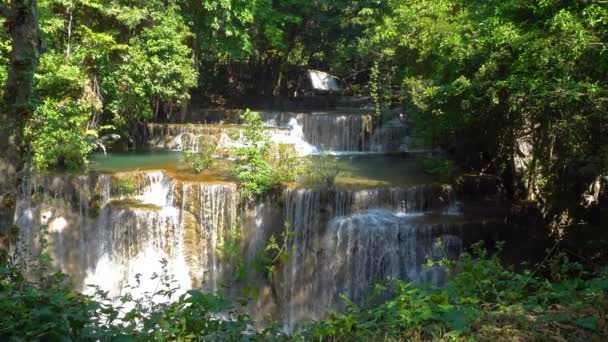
[0, 0, 41, 234]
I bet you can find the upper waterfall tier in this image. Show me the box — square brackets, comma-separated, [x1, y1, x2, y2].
[145, 110, 411, 154]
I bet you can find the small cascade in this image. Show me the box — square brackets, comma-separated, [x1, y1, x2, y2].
[300, 113, 373, 152]
[145, 112, 382, 154]
[317, 211, 463, 312]
[334, 184, 455, 216]
[146, 123, 292, 153]
[85, 205, 189, 300]
[177, 183, 238, 290]
[280, 185, 461, 326]
[370, 118, 410, 152]
[260, 112, 373, 152]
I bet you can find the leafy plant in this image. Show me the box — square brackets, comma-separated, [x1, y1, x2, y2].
[26, 99, 99, 170]
[230, 109, 275, 198]
[305, 152, 343, 189]
[231, 110, 305, 198]
[268, 144, 306, 184]
[111, 177, 137, 197]
[253, 223, 296, 283]
[419, 157, 457, 182]
[184, 138, 217, 173]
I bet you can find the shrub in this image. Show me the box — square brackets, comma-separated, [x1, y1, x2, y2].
[111, 177, 137, 197]
[231, 110, 305, 198]
[419, 156, 456, 182]
[268, 144, 305, 184]
[305, 152, 343, 189]
[184, 138, 217, 173]
[231, 109, 274, 198]
[27, 100, 98, 170]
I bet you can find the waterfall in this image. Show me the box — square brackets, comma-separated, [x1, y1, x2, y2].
[147, 111, 416, 154]
[334, 184, 455, 216]
[279, 185, 461, 327]
[146, 123, 293, 153]
[14, 170, 469, 327]
[260, 111, 373, 152]
[14, 171, 238, 300]
[318, 211, 463, 309]
[84, 205, 188, 300]
[146, 112, 379, 154]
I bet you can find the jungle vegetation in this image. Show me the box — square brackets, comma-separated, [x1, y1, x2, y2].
[0, 0, 607, 340]
[0, 0, 604, 226]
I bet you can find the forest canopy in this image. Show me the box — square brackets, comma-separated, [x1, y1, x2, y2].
[0, 0, 606, 227]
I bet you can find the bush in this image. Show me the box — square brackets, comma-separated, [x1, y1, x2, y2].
[268, 144, 305, 184]
[184, 138, 217, 173]
[27, 100, 98, 170]
[419, 156, 456, 182]
[301, 243, 608, 341]
[231, 109, 305, 198]
[305, 152, 343, 189]
[111, 177, 137, 197]
[231, 109, 275, 198]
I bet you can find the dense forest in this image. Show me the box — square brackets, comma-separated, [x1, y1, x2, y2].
[1, 0, 607, 340]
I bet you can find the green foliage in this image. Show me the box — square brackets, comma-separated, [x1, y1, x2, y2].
[110, 5, 197, 132]
[0, 228, 285, 341]
[419, 157, 457, 182]
[0, 253, 280, 341]
[231, 109, 305, 198]
[218, 221, 247, 282]
[0, 18, 10, 101]
[357, 0, 608, 224]
[26, 100, 98, 170]
[111, 177, 137, 197]
[369, 60, 393, 120]
[305, 152, 343, 189]
[268, 144, 306, 185]
[253, 223, 296, 283]
[231, 109, 275, 198]
[184, 138, 217, 173]
[4, 238, 606, 341]
[301, 243, 608, 341]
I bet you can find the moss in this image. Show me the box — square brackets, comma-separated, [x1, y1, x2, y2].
[108, 199, 162, 211]
[110, 177, 138, 197]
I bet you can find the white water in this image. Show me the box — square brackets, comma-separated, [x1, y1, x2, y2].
[146, 110, 414, 155]
[14, 171, 468, 327]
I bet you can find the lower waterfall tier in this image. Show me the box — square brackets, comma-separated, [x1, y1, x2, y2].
[13, 170, 507, 326]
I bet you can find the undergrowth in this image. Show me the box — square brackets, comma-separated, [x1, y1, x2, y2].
[1, 239, 606, 341]
[302, 243, 608, 341]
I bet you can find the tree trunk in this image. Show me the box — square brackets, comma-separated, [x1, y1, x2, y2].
[0, 0, 41, 241]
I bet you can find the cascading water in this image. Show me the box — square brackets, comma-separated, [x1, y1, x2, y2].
[14, 171, 238, 300]
[12, 99, 488, 329]
[259, 112, 373, 152]
[279, 186, 463, 327]
[14, 169, 470, 327]
[145, 111, 412, 154]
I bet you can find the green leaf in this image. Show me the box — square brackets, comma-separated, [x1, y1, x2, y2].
[575, 316, 599, 331]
